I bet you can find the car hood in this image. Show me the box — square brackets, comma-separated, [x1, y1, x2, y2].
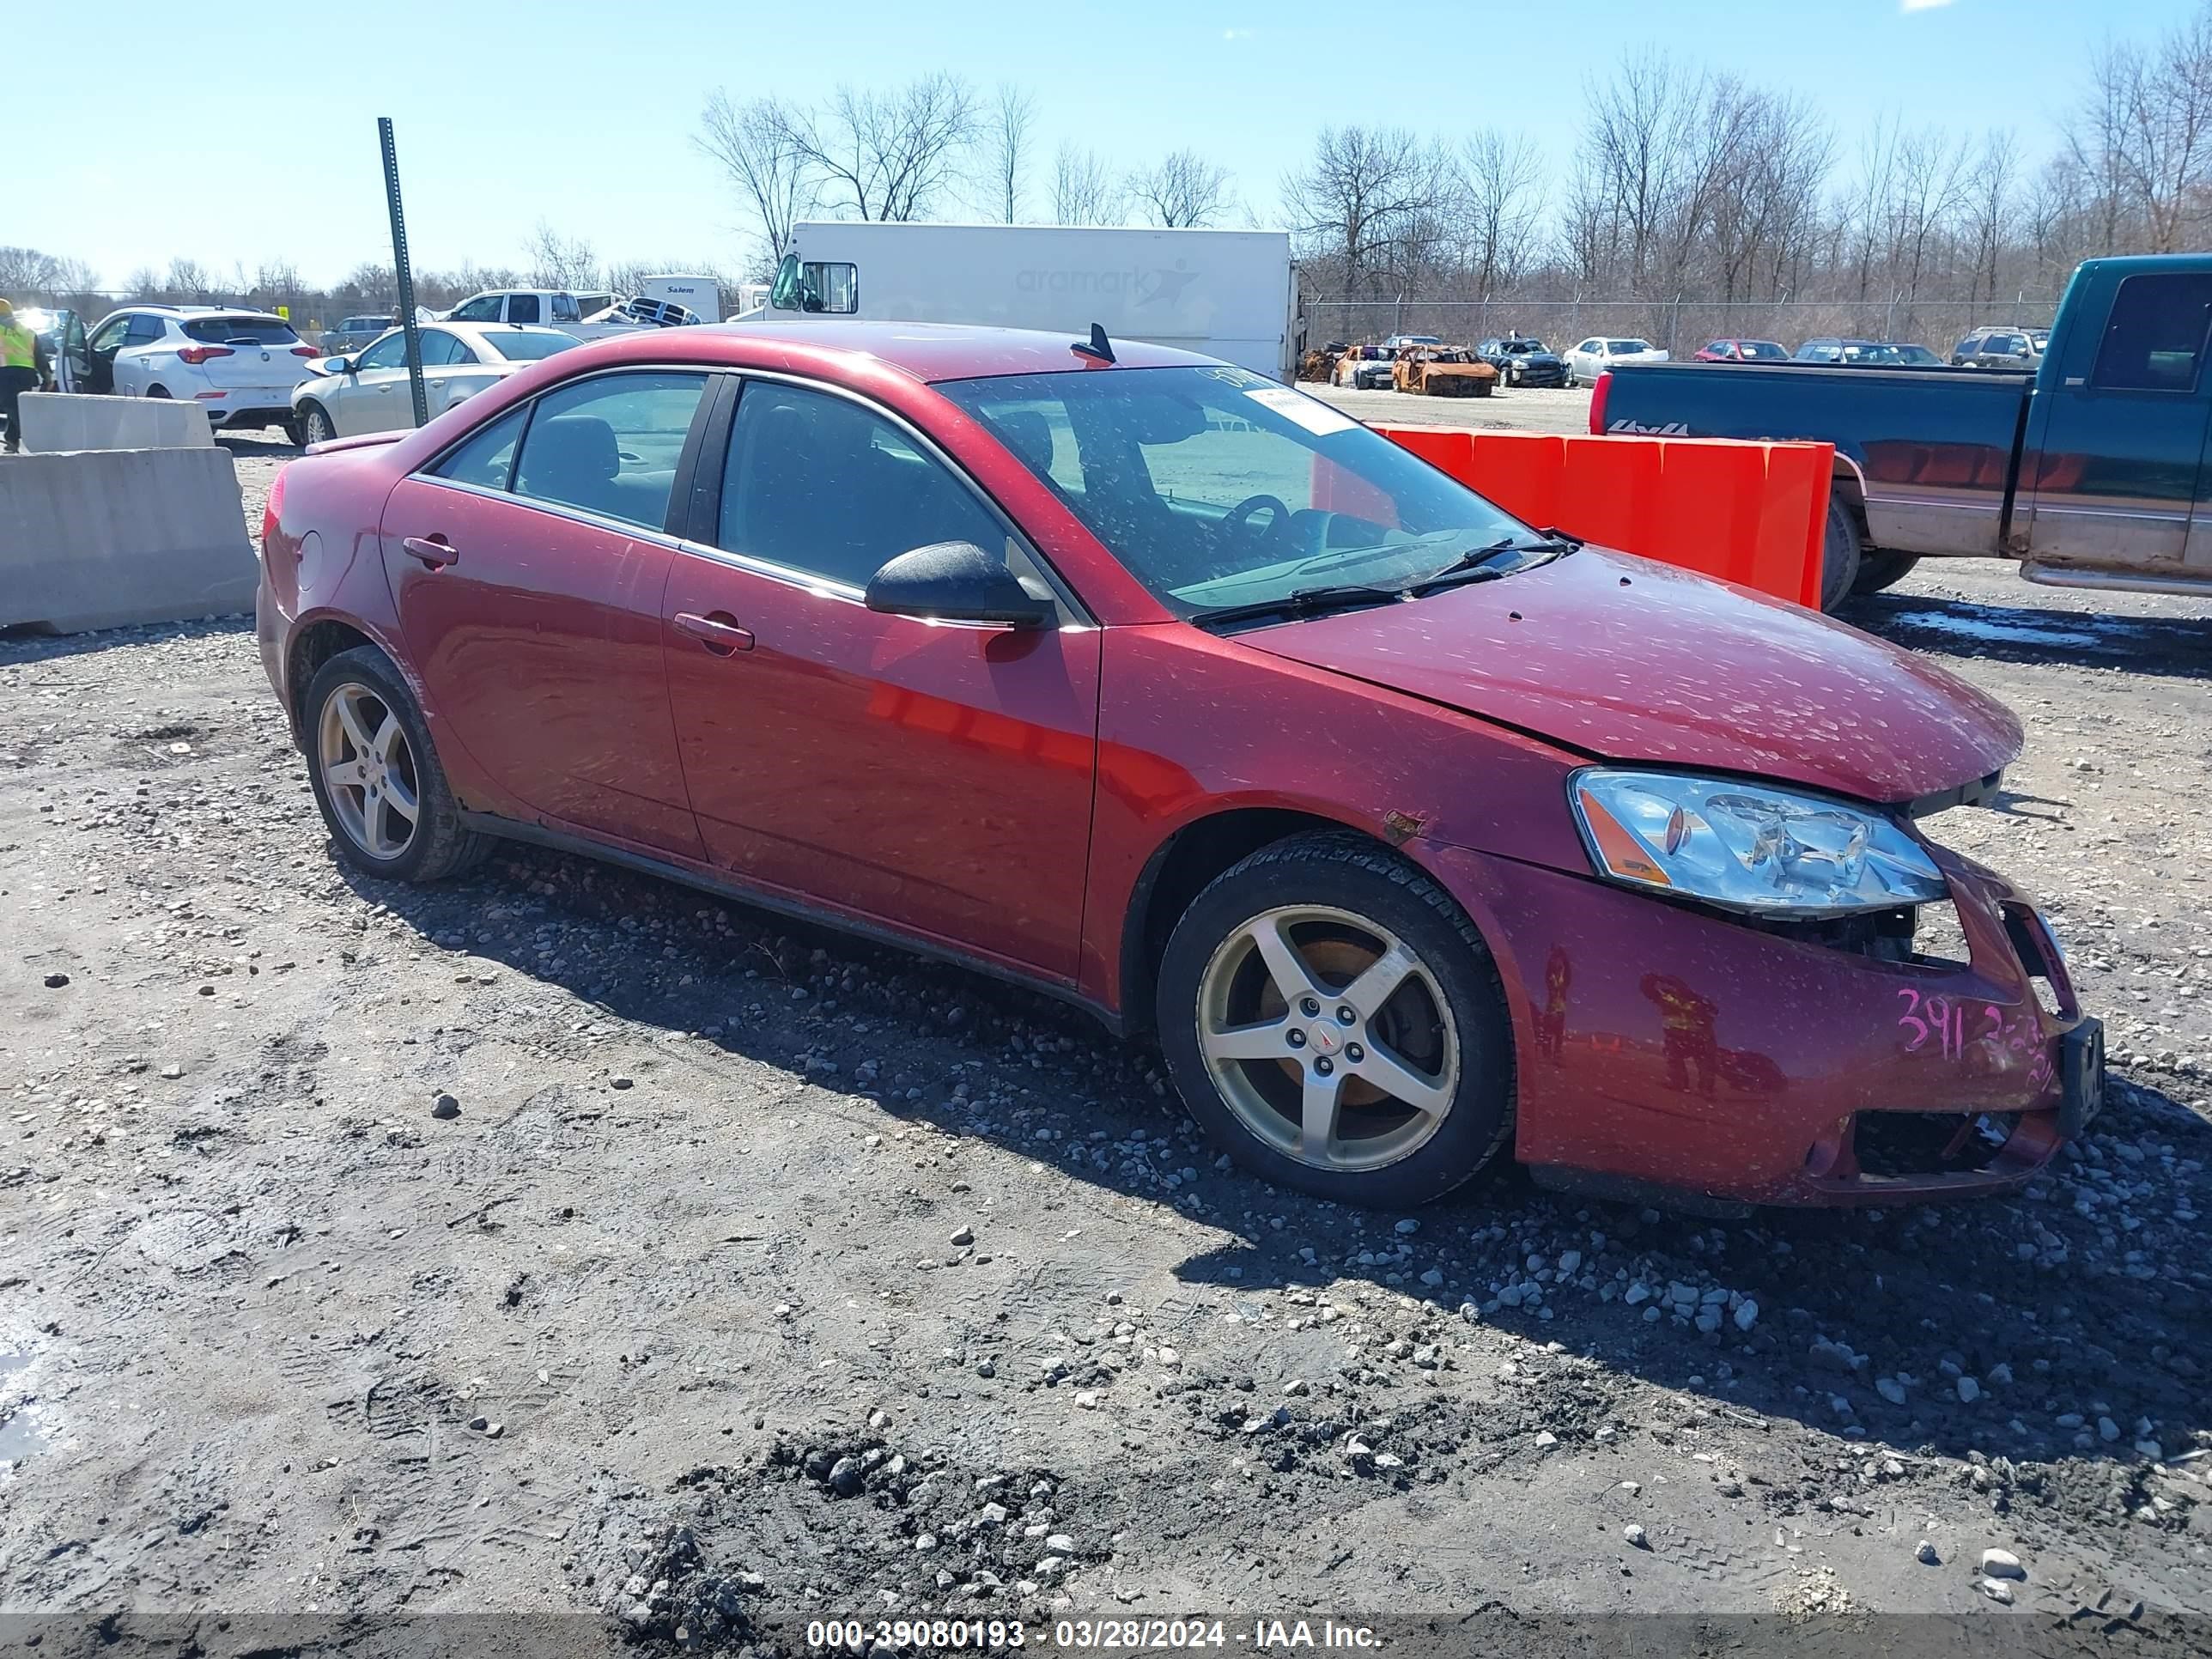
[1236, 547, 2022, 805]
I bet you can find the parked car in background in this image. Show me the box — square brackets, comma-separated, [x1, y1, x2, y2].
[322, 315, 396, 355]
[1562, 337, 1667, 386]
[82, 306, 319, 431]
[1336, 343, 1397, 390]
[258, 319, 2096, 1210]
[1377, 332, 1443, 354]
[1693, 339, 1790, 363]
[1951, 326, 2048, 368]
[1795, 338, 1899, 365]
[1475, 336, 1568, 387]
[1591, 254, 2212, 610]
[1881, 343, 1945, 367]
[441, 289, 663, 343]
[290, 323, 581, 443]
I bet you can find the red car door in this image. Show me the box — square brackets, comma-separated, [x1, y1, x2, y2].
[661, 379, 1099, 981]
[377, 369, 715, 858]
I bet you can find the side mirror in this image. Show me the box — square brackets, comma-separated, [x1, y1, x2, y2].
[317, 356, 353, 375]
[865, 541, 1054, 629]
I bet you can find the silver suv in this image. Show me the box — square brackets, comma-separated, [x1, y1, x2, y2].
[1950, 325, 2049, 369]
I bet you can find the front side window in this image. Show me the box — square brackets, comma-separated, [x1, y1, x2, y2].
[507, 294, 542, 325]
[939, 366, 1536, 623]
[356, 332, 409, 370]
[718, 382, 1010, 588]
[799, 262, 859, 314]
[89, 317, 130, 352]
[448, 295, 503, 323]
[511, 371, 708, 532]
[2090, 273, 2212, 392]
[431, 404, 528, 492]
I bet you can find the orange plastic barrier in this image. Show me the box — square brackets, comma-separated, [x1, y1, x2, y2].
[1366, 426, 1834, 610]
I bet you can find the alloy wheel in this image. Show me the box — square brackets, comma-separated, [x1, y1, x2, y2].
[304, 407, 333, 445]
[1195, 904, 1459, 1172]
[318, 682, 420, 860]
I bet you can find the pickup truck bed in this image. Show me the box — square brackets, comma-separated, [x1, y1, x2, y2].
[1595, 254, 2212, 609]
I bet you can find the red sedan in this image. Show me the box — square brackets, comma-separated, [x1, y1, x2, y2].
[1693, 339, 1791, 363]
[257, 321, 2103, 1210]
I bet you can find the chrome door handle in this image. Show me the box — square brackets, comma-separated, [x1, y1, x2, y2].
[673, 611, 755, 653]
[402, 536, 459, 568]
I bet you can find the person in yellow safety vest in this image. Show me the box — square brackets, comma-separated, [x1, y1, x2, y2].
[0, 298, 51, 453]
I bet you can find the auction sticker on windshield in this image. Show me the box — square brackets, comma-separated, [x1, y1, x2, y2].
[1246, 386, 1358, 435]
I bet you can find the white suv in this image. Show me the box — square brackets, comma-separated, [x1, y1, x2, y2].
[82, 306, 321, 434]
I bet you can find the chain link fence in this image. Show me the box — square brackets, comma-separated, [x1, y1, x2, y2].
[1300, 296, 2064, 357]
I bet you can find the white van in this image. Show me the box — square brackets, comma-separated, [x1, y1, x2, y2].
[744, 222, 1300, 380]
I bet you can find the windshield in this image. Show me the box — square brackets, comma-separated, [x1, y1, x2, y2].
[937, 365, 1541, 623]
[2030, 331, 2051, 350]
[481, 328, 582, 362]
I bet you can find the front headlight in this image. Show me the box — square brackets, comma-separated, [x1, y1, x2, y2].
[1570, 769, 1948, 916]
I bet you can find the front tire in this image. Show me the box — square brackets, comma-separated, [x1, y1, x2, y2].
[300, 402, 336, 447]
[1851, 549, 1921, 595]
[1156, 833, 1516, 1208]
[1819, 498, 1864, 612]
[302, 646, 489, 883]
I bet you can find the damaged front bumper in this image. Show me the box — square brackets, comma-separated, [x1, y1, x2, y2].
[1423, 839, 2103, 1208]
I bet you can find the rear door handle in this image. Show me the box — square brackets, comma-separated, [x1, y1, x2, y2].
[673, 611, 755, 653]
[403, 536, 459, 568]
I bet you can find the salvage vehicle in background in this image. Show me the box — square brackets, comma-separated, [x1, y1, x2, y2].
[1394, 344, 1498, 397]
[1693, 338, 1790, 363]
[82, 305, 319, 432]
[1950, 325, 2048, 368]
[257, 319, 2100, 1211]
[1592, 254, 2212, 607]
[1562, 337, 1667, 386]
[1338, 343, 1398, 390]
[1476, 336, 1568, 387]
[291, 323, 581, 442]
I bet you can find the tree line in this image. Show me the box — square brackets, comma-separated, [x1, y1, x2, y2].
[9, 3, 2212, 347]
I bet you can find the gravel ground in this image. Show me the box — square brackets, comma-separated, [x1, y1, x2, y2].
[2, 432, 2209, 1653]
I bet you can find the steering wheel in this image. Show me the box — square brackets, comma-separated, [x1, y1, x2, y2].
[1218, 494, 1292, 551]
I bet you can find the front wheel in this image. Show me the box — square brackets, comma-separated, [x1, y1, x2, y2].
[299, 402, 336, 447]
[1156, 833, 1516, 1208]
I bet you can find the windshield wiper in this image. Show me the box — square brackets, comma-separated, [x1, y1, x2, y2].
[1193, 584, 1407, 630]
[1409, 529, 1582, 593]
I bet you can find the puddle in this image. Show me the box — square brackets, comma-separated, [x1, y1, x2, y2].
[0, 1348, 46, 1462]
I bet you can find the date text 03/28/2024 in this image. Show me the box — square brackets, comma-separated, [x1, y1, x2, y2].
[802, 1619, 1382, 1650]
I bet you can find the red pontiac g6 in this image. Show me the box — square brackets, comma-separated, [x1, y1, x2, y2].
[258, 321, 2105, 1210]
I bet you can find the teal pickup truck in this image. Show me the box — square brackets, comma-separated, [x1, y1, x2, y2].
[1591, 255, 2212, 611]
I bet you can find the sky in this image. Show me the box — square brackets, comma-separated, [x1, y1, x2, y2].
[15, 0, 2207, 293]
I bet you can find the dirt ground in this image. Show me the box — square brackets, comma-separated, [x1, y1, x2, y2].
[1309, 382, 1595, 435]
[3, 430, 2210, 1655]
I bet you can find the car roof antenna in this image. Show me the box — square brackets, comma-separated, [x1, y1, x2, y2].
[1072, 322, 1115, 364]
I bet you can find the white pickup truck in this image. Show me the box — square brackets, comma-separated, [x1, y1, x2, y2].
[439, 283, 711, 341]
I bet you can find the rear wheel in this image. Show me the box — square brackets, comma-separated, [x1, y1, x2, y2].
[1819, 498, 1864, 612]
[1852, 549, 1922, 596]
[303, 647, 489, 883]
[145, 385, 171, 399]
[1156, 833, 1516, 1208]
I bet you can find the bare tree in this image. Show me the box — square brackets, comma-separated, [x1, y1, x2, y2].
[1962, 131, 2020, 304]
[0, 246, 97, 301]
[1051, 143, 1123, 226]
[775, 73, 980, 222]
[696, 91, 815, 263]
[1455, 130, 1544, 295]
[2078, 7, 2212, 253]
[1125, 149, 1233, 228]
[525, 222, 599, 290]
[983, 83, 1036, 223]
[165, 258, 211, 300]
[1280, 126, 1444, 301]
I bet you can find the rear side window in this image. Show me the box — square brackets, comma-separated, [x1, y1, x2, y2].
[2089, 273, 2212, 392]
[550, 293, 581, 323]
[511, 371, 708, 532]
[717, 382, 1006, 588]
[433, 405, 529, 491]
[418, 331, 466, 368]
[185, 316, 298, 345]
[124, 315, 167, 345]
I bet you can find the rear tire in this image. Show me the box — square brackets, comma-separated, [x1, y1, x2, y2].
[145, 385, 171, 399]
[1155, 832, 1516, 1209]
[1819, 498, 1864, 612]
[302, 646, 489, 884]
[1851, 549, 1921, 595]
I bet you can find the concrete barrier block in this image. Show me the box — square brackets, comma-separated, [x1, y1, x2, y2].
[0, 448, 258, 634]
[20, 392, 215, 453]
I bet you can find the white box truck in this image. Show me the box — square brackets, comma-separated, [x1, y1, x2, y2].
[742, 222, 1300, 380]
